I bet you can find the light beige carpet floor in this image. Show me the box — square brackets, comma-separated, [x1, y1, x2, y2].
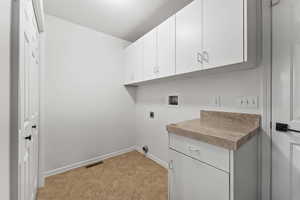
[37, 151, 168, 200]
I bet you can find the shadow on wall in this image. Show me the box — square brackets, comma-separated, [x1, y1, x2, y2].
[125, 86, 137, 103]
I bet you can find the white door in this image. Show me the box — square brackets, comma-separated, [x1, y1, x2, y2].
[169, 149, 229, 200]
[202, 0, 244, 69]
[157, 16, 176, 78]
[272, 0, 300, 199]
[143, 29, 157, 80]
[176, 0, 203, 74]
[30, 18, 40, 200]
[19, 0, 40, 200]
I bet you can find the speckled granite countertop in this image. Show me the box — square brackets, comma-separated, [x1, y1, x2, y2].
[166, 110, 261, 150]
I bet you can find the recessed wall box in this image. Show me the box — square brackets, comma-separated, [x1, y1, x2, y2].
[167, 94, 179, 107]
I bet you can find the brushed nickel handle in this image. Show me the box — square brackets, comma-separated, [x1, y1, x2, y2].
[153, 66, 159, 74]
[168, 160, 174, 169]
[197, 52, 203, 64]
[202, 51, 209, 63]
[188, 145, 201, 153]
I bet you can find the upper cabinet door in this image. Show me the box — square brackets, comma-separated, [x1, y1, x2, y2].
[202, 0, 244, 69]
[134, 38, 144, 82]
[124, 39, 144, 84]
[176, 0, 203, 74]
[157, 16, 176, 78]
[143, 29, 157, 80]
[124, 44, 135, 84]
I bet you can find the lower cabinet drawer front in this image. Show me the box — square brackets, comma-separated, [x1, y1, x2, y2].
[169, 133, 230, 172]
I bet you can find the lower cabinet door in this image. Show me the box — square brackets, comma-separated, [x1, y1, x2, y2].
[169, 149, 229, 200]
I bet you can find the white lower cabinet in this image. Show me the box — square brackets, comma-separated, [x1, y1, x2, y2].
[169, 149, 229, 200]
[168, 133, 258, 200]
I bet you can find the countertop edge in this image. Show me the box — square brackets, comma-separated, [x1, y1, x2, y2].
[166, 123, 260, 151]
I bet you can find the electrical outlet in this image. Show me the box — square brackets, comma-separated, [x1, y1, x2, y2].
[236, 96, 246, 108]
[248, 96, 259, 108]
[210, 96, 221, 107]
[150, 111, 154, 119]
[236, 96, 258, 108]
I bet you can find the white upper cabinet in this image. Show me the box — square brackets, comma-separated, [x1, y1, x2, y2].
[202, 0, 244, 69]
[124, 44, 134, 83]
[124, 0, 256, 85]
[143, 29, 157, 80]
[135, 39, 144, 81]
[157, 16, 176, 78]
[124, 39, 143, 84]
[143, 16, 176, 80]
[176, 0, 203, 74]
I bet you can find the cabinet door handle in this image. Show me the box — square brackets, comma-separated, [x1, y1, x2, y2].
[202, 51, 209, 63]
[168, 160, 174, 169]
[188, 146, 201, 153]
[271, 0, 280, 7]
[153, 67, 160, 74]
[197, 52, 203, 64]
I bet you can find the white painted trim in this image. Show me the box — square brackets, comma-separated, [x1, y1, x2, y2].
[32, 0, 45, 32]
[135, 146, 169, 169]
[38, 33, 46, 188]
[43, 146, 137, 178]
[244, 0, 248, 62]
[147, 152, 169, 169]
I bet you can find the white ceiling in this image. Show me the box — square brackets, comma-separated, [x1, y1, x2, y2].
[44, 0, 193, 42]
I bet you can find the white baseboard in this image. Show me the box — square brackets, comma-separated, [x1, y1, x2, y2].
[42, 145, 168, 186]
[43, 146, 137, 178]
[134, 146, 168, 169]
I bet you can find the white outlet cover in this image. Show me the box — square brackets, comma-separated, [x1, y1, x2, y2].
[248, 96, 259, 108]
[208, 96, 221, 107]
[236, 96, 259, 109]
[236, 96, 246, 107]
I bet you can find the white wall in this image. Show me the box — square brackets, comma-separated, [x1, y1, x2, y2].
[0, 0, 11, 199]
[135, 68, 264, 163]
[43, 15, 136, 173]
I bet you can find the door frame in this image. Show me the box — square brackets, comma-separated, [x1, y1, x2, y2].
[260, 0, 273, 200]
[30, 0, 45, 190]
[38, 32, 45, 188]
